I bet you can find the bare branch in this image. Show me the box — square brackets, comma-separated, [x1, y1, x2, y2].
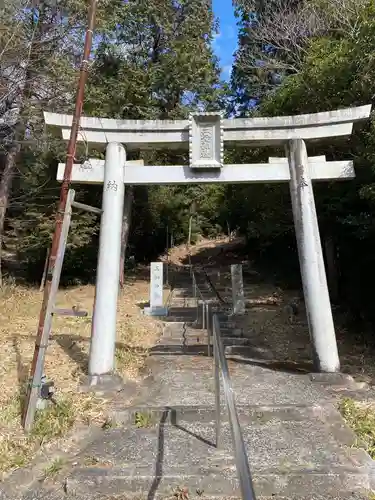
[235, 0, 372, 80]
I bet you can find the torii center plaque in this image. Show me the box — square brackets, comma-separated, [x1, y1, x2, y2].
[189, 113, 224, 169]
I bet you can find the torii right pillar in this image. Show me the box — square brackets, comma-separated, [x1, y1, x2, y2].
[286, 139, 340, 372]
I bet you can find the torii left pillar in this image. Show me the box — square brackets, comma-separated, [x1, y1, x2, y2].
[84, 142, 126, 391]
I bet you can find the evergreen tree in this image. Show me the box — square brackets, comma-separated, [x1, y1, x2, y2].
[83, 0, 226, 277]
[1, 0, 228, 284]
[85, 0, 223, 120]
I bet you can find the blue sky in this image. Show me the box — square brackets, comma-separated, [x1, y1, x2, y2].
[212, 0, 238, 80]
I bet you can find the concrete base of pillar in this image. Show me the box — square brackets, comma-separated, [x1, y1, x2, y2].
[143, 306, 168, 317]
[309, 372, 353, 383]
[80, 373, 124, 396]
[309, 372, 370, 391]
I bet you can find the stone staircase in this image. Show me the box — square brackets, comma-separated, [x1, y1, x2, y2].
[20, 267, 375, 499]
[61, 404, 372, 500]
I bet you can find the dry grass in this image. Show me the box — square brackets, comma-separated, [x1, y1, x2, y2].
[339, 398, 375, 459]
[0, 273, 163, 478]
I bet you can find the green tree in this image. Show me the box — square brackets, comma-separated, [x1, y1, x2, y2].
[0, 0, 143, 285]
[230, 0, 367, 114]
[229, 0, 375, 321]
[82, 0, 227, 278]
[85, 0, 223, 120]
[0, 0, 89, 284]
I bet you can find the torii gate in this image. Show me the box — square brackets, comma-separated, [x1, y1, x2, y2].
[44, 105, 371, 389]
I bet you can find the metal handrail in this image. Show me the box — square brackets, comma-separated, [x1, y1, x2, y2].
[191, 268, 211, 357]
[187, 255, 255, 498]
[211, 313, 257, 500]
[188, 248, 256, 500]
[201, 266, 228, 305]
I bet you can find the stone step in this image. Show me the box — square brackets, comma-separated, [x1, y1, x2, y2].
[221, 337, 249, 346]
[150, 345, 273, 361]
[161, 324, 208, 338]
[160, 327, 245, 342]
[20, 486, 372, 500]
[168, 307, 200, 314]
[163, 331, 198, 337]
[8, 269, 372, 500]
[163, 316, 238, 329]
[62, 404, 372, 498]
[163, 320, 240, 333]
[159, 333, 208, 341]
[157, 326, 263, 346]
[150, 345, 210, 356]
[223, 345, 274, 359]
[168, 299, 201, 307]
[219, 328, 244, 337]
[218, 321, 238, 329]
[109, 403, 342, 426]
[164, 317, 200, 324]
[153, 339, 271, 360]
[155, 339, 208, 347]
[165, 317, 202, 324]
[164, 319, 244, 337]
[62, 468, 372, 499]
[173, 286, 274, 298]
[130, 356, 334, 408]
[168, 299, 222, 307]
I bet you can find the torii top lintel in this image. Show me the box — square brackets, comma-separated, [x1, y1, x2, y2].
[44, 105, 371, 155]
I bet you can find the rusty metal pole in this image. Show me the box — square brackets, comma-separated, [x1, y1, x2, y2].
[22, 0, 98, 430]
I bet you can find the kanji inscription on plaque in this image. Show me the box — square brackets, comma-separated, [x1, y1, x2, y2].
[189, 113, 223, 169]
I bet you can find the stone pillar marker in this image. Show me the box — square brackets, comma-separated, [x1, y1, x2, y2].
[286, 139, 340, 373]
[85, 142, 126, 391]
[231, 264, 245, 315]
[150, 262, 163, 308]
[144, 262, 168, 316]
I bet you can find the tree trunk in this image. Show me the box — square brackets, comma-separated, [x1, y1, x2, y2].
[39, 247, 50, 292]
[119, 187, 134, 289]
[324, 234, 339, 303]
[0, 7, 46, 287]
[0, 146, 18, 287]
[226, 221, 230, 240]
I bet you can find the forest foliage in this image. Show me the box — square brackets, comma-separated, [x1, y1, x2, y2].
[1, 0, 375, 324]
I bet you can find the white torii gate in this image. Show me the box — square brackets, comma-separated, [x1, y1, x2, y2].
[44, 105, 371, 388]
